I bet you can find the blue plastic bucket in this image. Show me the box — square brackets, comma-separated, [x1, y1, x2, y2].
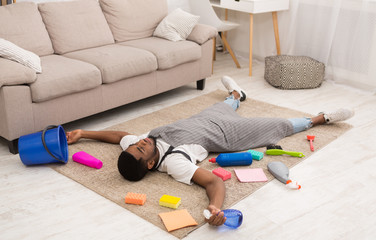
[19, 125, 68, 166]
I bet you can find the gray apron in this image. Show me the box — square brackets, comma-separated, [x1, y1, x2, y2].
[149, 102, 294, 152]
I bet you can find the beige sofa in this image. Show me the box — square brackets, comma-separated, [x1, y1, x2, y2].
[0, 0, 217, 153]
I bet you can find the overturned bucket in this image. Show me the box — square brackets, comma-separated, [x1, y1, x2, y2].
[19, 125, 68, 166]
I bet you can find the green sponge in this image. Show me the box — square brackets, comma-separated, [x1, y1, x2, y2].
[247, 150, 264, 160]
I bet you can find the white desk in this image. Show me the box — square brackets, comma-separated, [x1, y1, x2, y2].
[211, 0, 289, 76]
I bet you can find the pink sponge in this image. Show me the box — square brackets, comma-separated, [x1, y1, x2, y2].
[212, 167, 231, 181]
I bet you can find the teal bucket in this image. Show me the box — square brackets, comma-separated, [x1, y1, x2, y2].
[19, 125, 68, 166]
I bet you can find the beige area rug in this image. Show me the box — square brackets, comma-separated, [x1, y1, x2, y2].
[51, 90, 352, 239]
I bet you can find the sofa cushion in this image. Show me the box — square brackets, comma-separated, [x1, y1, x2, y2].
[30, 55, 102, 103]
[64, 44, 157, 84]
[38, 0, 114, 55]
[0, 38, 42, 73]
[153, 8, 200, 42]
[0, 2, 54, 56]
[0, 58, 37, 88]
[187, 24, 218, 45]
[119, 37, 201, 70]
[100, 0, 168, 42]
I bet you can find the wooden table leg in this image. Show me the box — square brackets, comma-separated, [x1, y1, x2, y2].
[223, 9, 228, 52]
[212, 37, 216, 73]
[272, 11, 281, 55]
[221, 34, 241, 68]
[249, 13, 254, 76]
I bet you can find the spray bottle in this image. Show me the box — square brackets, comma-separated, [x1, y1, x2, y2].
[209, 152, 252, 167]
[267, 161, 301, 189]
[203, 209, 243, 228]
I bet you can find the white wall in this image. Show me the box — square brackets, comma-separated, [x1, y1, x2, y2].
[215, 8, 279, 61]
[16, 0, 72, 2]
[167, 0, 191, 13]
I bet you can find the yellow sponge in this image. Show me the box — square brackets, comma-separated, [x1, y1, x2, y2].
[125, 192, 146, 205]
[159, 194, 181, 209]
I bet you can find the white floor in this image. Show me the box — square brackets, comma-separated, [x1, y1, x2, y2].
[1, 53, 375, 240]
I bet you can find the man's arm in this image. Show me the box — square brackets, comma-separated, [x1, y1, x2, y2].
[192, 167, 226, 226]
[66, 129, 131, 145]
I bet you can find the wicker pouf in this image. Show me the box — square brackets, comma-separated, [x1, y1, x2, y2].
[264, 55, 325, 89]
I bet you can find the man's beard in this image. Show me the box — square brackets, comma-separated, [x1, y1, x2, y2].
[149, 136, 158, 154]
[148, 136, 159, 170]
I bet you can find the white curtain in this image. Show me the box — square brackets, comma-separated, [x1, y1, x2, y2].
[279, 0, 376, 92]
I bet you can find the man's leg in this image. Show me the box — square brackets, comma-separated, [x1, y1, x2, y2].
[288, 109, 354, 134]
[221, 76, 247, 102]
[223, 94, 240, 111]
[221, 76, 247, 111]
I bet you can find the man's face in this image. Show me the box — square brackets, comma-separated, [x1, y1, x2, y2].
[126, 137, 158, 162]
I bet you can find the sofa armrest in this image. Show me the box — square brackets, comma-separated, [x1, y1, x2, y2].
[0, 85, 34, 141]
[187, 24, 218, 45]
[0, 58, 37, 88]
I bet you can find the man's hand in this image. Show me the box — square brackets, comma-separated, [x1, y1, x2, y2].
[206, 204, 226, 226]
[66, 129, 83, 144]
[192, 168, 226, 226]
[66, 129, 130, 145]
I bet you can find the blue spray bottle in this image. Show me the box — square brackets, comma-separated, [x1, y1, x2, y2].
[209, 152, 253, 167]
[203, 209, 243, 228]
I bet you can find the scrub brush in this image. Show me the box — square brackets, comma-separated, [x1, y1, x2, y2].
[265, 145, 305, 158]
[307, 135, 315, 152]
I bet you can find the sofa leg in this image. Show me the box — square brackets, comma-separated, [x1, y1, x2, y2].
[196, 79, 206, 90]
[8, 139, 19, 154]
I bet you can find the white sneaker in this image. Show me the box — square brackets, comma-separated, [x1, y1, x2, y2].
[221, 76, 247, 101]
[319, 108, 354, 123]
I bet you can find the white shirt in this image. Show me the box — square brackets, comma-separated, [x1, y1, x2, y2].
[120, 132, 208, 185]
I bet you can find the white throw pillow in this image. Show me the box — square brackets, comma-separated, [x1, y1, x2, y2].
[153, 8, 200, 42]
[0, 38, 42, 73]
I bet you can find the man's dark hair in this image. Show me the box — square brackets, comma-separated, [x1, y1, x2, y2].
[117, 151, 149, 181]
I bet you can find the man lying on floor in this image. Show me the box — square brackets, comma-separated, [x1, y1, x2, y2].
[66, 76, 354, 226]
